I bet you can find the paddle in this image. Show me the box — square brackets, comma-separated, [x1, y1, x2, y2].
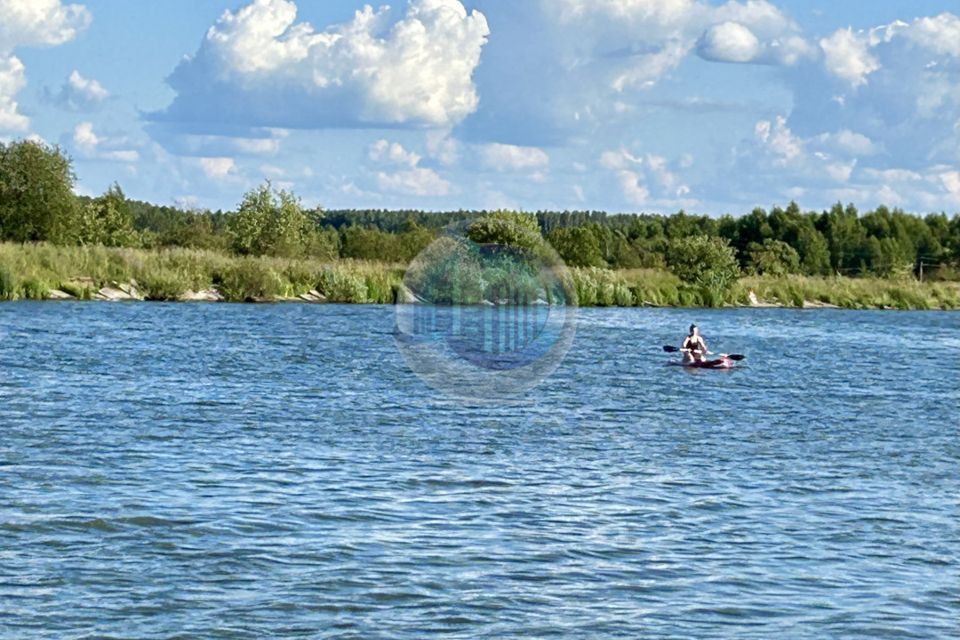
[662, 345, 745, 361]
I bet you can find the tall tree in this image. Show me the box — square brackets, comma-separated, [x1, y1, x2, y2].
[229, 182, 310, 257]
[0, 140, 78, 243]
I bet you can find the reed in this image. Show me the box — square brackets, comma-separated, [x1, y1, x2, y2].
[0, 243, 956, 309]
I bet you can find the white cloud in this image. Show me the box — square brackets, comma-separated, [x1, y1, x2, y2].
[899, 13, 960, 58]
[369, 139, 421, 168]
[154, 129, 286, 157]
[549, 0, 804, 91]
[369, 138, 450, 196]
[72, 120, 97, 150]
[480, 143, 549, 172]
[0, 55, 27, 131]
[697, 22, 760, 63]
[0, 0, 90, 52]
[197, 157, 236, 180]
[426, 130, 459, 166]
[153, 0, 489, 132]
[72, 121, 139, 163]
[600, 148, 692, 206]
[377, 168, 450, 196]
[0, 0, 90, 131]
[941, 171, 960, 201]
[814, 129, 879, 156]
[754, 116, 803, 166]
[819, 28, 880, 87]
[47, 69, 109, 110]
[786, 13, 960, 176]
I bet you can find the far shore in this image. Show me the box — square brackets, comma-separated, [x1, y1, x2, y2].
[9, 280, 955, 311]
[3, 243, 958, 311]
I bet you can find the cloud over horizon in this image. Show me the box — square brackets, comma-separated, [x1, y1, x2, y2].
[150, 0, 489, 134]
[0, 0, 90, 131]
[5, 0, 960, 214]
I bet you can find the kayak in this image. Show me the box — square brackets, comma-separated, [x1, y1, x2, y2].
[668, 356, 735, 369]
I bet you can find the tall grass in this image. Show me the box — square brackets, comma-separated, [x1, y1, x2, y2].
[736, 275, 960, 310]
[0, 243, 406, 304]
[0, 242, 957, 309]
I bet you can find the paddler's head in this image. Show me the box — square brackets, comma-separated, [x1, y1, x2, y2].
[689, 323, 698, 336]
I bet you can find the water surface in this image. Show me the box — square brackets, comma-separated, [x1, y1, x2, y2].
[1, 303, 958, 638]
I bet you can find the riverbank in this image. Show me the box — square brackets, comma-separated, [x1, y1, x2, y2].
[1, 243, 958, 309]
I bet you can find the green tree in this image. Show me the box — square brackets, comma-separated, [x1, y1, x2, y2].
[547, 226, 605, 267]
[466, 211, 543, 252]
[76, 183, 137, 246]
[819, 202, 866, 273]
[746, 239, 801, 276]
[0, 139, 79, 243]
[229, 182, 310, 257]
[666, 235, 741, 295]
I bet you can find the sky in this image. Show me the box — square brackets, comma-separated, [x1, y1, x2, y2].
[2, 0, 960, 215]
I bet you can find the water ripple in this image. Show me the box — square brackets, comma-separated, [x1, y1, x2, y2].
[1, 303, 958, 638]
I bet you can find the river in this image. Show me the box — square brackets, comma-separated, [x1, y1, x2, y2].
[1, 302, 958, 638]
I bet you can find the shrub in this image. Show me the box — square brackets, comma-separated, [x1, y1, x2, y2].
[667, 236, 741, 298]
[0, 265, 17, 300]
[20, 277, 49, 300]
[216, 259, 283, 301]
[137, 270, 191, 301]
[317, 267, 368, 303]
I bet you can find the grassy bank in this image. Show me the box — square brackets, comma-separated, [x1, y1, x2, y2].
[0, 243, 405, 303]
[566, 267, 960, 309]
[1, 243, 957, 309]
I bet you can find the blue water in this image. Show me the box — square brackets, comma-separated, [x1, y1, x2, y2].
[1, 303, 958, 639]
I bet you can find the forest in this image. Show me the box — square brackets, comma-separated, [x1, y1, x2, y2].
[2, 138, 959, 308]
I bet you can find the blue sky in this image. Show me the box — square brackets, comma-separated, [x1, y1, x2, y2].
[3, 0, 960, 215]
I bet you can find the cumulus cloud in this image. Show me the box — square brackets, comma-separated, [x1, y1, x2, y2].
[0, 0, 90, 131]
[196, 157, 237, 180]
[151, 0, 489, 135]
[738, 103, 960, 211]
[368, 139, 450, 196]
[600, 148, 692, 207]
[697, 22, 760, 63]
[456, 0, 809, 151]
[548, 0, 807, 90]
[696, 19, 815, 65]
[45, 69, 109, 110]
[750, 116, 867, 187]
[480, 143, 549, 172]
[754, 116, 803, 166]
[0, 55, 27, 131]
[151, 127, 287, 157]
[788, 13, 960, 172]
[819, 28, 879, 87]
[71, 121, 139, 162]
[369, 139, 421, 168]
[377, 168, 451, 196]
[0, 0, 90, 52]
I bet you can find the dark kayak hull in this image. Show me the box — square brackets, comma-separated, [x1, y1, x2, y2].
[668, 358, 734, 369]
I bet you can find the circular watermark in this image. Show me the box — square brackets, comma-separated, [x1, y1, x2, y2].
[394, 222, 577, 402]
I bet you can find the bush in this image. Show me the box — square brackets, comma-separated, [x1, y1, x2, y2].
[667, 236, 741, 298]
[137, 270, 191, 301]
[747, 239, 801, 276]
[20, 277, 49, 300]
[317, 267, 368, 303]
[467, 211, 544, 254]
[0, 265, 16, 300]
[216, 259, 283, 301]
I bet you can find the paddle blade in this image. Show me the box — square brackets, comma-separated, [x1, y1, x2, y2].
[662, 345, 680, 353]
[726, 354, 746, 361]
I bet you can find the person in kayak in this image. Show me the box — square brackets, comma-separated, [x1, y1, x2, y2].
[682, 324, 708, 363]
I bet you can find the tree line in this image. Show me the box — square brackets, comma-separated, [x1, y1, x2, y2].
[2, 139, 959, 279]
